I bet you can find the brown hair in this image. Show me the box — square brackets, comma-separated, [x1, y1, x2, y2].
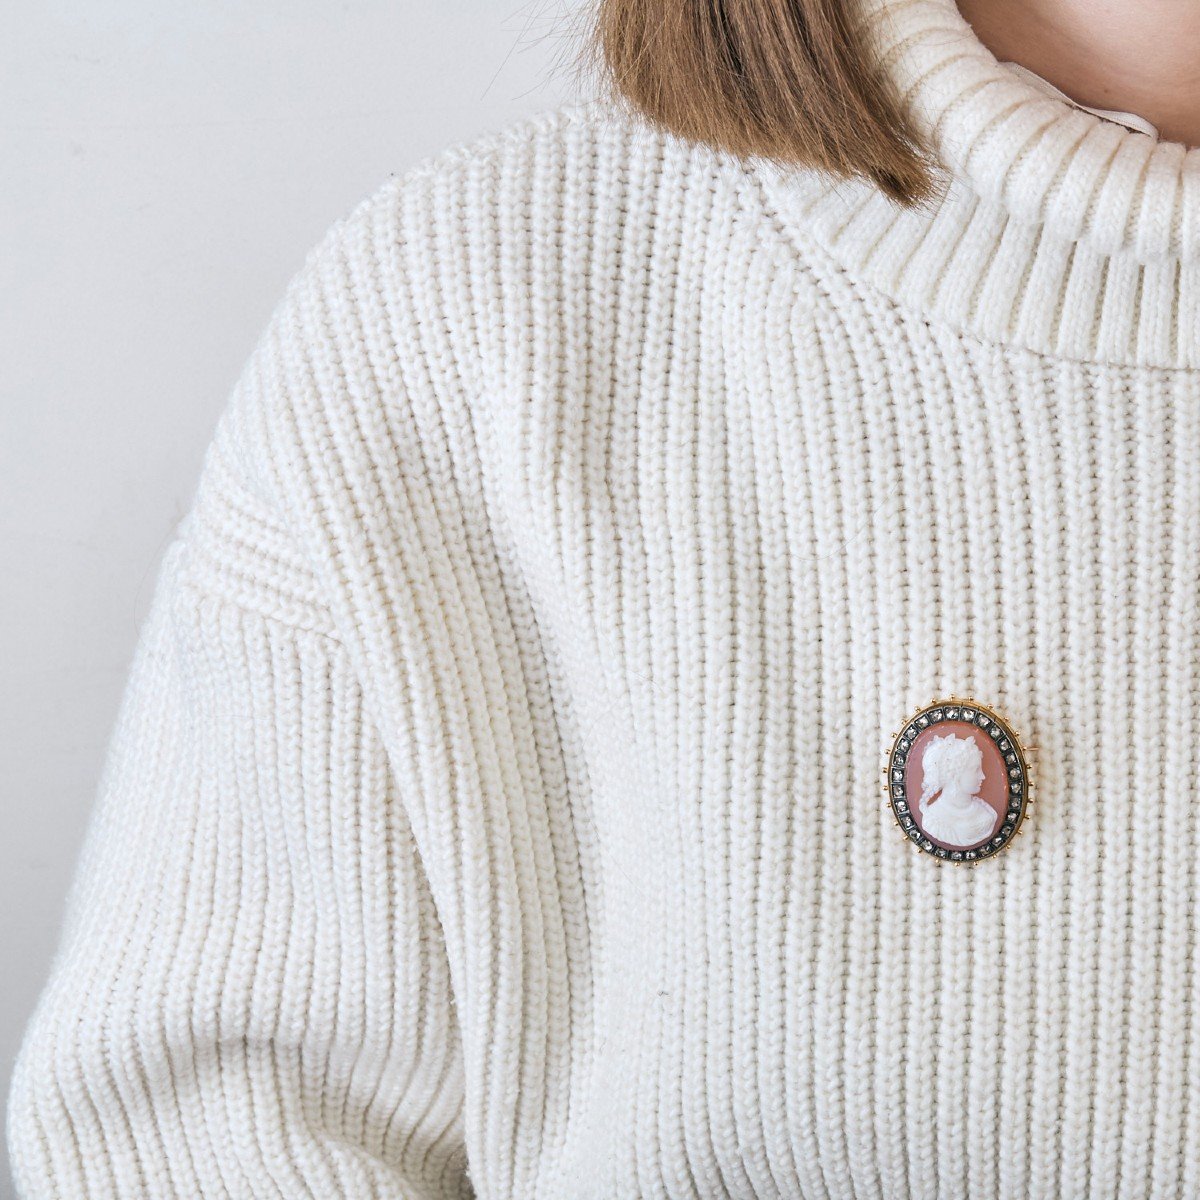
[577, 0, 941, 208]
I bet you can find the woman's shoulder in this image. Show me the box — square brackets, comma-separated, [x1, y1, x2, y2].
[184, 97, 829, 634]
[381, 95, 749, 206]
[314, 96, 793, 294]
[394, 97, 643, 184]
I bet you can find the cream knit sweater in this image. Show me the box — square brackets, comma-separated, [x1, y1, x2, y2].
[9, 1, 1200, 1196]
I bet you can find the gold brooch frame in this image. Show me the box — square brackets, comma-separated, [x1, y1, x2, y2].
[882, 694, 1035, 864]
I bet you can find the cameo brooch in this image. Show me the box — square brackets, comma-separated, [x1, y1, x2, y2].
[883, 696, 1032, 863]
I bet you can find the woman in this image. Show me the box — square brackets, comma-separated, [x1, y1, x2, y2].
[9, 0, 1199, 1196]
[915, 733, 997, 849]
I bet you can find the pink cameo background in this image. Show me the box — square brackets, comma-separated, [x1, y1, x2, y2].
[902, 720, 1009, 851]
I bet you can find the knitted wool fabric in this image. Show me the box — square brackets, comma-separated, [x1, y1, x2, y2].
[9, 0, 1200, 1196]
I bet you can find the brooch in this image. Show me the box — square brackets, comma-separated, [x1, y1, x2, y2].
[883, 696, 1033, 863]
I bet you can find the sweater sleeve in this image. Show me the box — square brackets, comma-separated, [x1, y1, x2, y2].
[6, 182, 474, 1200]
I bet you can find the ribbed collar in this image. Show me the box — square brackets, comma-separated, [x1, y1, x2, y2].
[999, 61, 1159, 141]
[751, 0, 1200, 369]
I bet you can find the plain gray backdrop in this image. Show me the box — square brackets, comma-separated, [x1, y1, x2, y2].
[2, 3, 587, 1192]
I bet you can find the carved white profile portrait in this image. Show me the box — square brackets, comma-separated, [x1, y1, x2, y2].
[917, 732, 999, 849]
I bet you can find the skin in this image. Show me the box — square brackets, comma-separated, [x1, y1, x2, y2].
[954, 0, 1200, 147]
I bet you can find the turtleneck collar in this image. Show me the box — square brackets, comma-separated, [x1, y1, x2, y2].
[750, 0, 1200, 369]
[999, 60, 1159, 141]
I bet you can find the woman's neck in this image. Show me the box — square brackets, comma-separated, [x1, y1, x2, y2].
[954, 0, 1200, 147]
[937, 789, 973, 810]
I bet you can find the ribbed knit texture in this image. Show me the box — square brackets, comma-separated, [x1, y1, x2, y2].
[8, 2, 1200, 1196]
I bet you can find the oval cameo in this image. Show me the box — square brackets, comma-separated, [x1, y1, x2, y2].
[885, 697, 1031, 863]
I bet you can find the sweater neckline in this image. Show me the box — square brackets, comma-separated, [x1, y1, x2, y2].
[998, 61, 1159, 141]
[749, 0, 1200, 369]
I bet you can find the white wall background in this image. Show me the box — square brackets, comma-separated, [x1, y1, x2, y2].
[1, 3, 588, 1192]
